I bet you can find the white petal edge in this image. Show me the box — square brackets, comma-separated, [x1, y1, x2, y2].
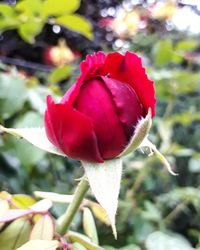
[139, 137, 178, 176]
[82, 158, 123, 239]
[0, 125, 65, 157]
[119, 109, 152, 157]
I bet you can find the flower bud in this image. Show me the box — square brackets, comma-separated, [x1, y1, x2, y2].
[44, 51, 156, 162]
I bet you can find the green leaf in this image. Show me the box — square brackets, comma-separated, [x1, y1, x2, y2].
[0, 126, 65, 157]
[0, 19, 19, 30]
[34, 191, 75, 203]
[145, 231, 195, 250]
[16, 0, 43, 15]
[189, 157, 200, 173]
[0, 219, 31, 250]
[153, 39, 173, 66]
[119, 245, 141, 250]
[4, 112, 45, 167]
[88, 201, 110, 226]
[68, 231, 103, 250]
[119, 109, 152, 157]
[172, 40, 198, 64]
[82, 158, 123, 239]
[103, 247, 115, 250]
[151, 70, 200, 98]
[73, 243, 87, 250]
[56, 14, 93, 40]
[49, 65, 72, 84]
[18, 21, 43, 43]
[11, 195, 36, 209]
[0, 72, 27, 119]
[43, 0, 80, 16]
[27, 86, 53, 114]
[158, 187, 200, 206]
[16, 240, 59, 250]
[0, 4, 19, 30]
[141, 201, 161, 222]
[83, 207, 99, 244]
[175, 40, 198, 51]
[30, 214, 55, 240]
[16, 111, 43, 128]
[0, 4, 15, 17]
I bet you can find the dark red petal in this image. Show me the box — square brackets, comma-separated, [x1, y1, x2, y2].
[44, 95, 103, 162]
[80, 51, 106, 78]
[101, 76, 145, 138]
[102, 52, 124, 77]
[61, 51, 106, 105]
[44, 96, 60, 149]
[103, 51, 156, 116]
[125, 52, 156, 116]
[74, 78, 127, 159]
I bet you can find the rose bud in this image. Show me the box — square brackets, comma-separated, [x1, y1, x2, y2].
[44, 51, 156, 163]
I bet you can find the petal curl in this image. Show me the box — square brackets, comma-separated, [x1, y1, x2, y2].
[103, 52, 156, 116]
[44, 96, 103, 162]
[61, 52, 106, 105]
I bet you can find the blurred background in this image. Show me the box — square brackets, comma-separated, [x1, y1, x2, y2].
[0, 0, 200, 249]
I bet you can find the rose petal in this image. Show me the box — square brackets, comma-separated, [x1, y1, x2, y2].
[103, 51, 156, 116]
[101, 76, 145, 138]
[61, 52, 156, 117]
[74, 78, 127, 159]
[45, 96, 103, 162]
[45, 96, 60, 149]
[102, 52, 124, 77]
[61, 52, 106, 105]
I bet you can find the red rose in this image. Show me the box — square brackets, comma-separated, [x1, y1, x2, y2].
[44, 51, 156, 163]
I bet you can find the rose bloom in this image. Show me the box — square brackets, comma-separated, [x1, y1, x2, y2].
[44, 52, 156, 163]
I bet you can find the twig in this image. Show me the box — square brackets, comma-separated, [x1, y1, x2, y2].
[0, 56, 53, 72]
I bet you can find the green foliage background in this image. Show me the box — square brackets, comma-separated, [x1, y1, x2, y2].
[0, 0, 200, 249]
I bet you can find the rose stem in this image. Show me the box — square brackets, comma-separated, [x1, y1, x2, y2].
[57, 176, 89, 235]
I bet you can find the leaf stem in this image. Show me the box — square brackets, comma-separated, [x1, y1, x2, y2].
[57, 176, 89, 235]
